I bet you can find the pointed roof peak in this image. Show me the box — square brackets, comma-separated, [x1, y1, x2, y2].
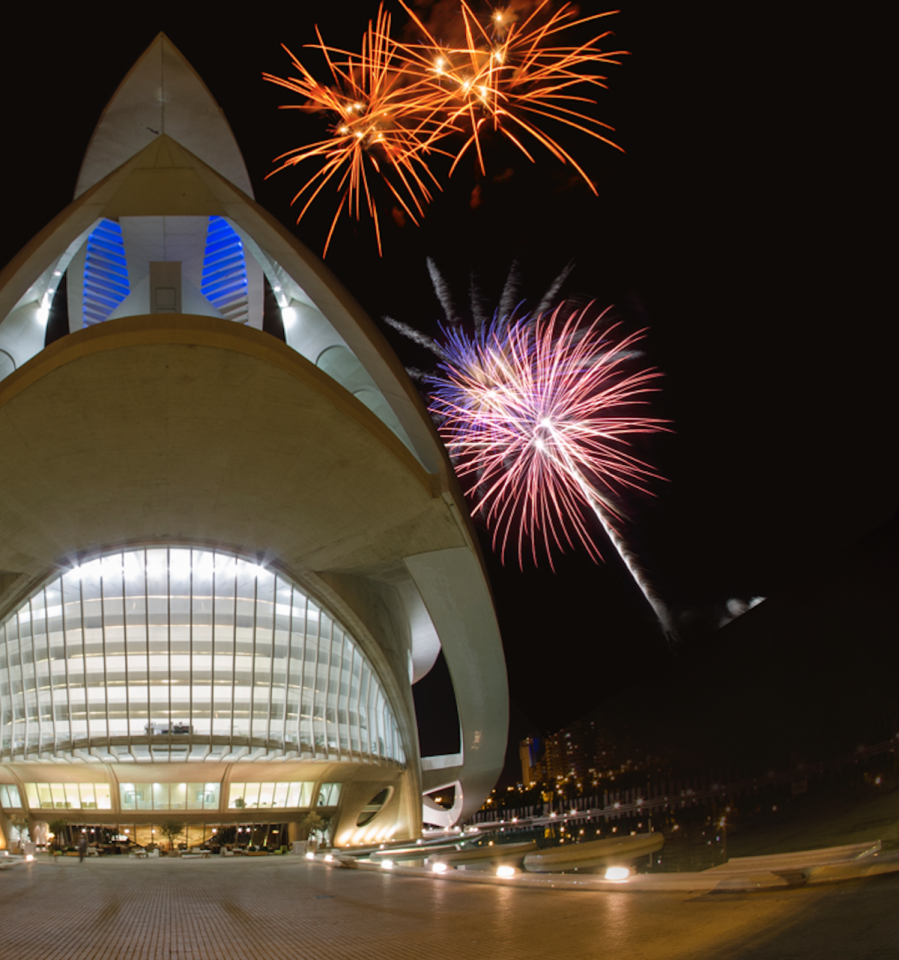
[75, 33, 254, 201]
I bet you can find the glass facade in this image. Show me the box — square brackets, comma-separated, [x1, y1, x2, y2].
[0, 784, 21, 808]
[119, 782, 220, 811]
[318, 782, 342, 806]
[227, 781, 314, 809]
[0, 547, 404, 765]
[23, 782, 112, 810]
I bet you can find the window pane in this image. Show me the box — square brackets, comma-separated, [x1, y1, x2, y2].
[258, 782, 275, 808]
[96, 783, 112, 810]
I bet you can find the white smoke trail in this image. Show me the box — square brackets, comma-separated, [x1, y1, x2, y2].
[546, 434, 677, 646]
[469, 271, 490, 330]
[383, 315, 447, 357]
[534, 261, 574, 318]
[427, 257, 462, 325]
[497, 260, 523, 321]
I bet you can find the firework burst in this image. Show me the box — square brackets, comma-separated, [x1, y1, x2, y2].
[428, 302, 674, 635]
[393, 0, 627, 186]
[266, 3, 627, 252]
[263, 6, 446, 255]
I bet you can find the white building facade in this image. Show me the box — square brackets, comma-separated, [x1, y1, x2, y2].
[0, 35, 507, 848]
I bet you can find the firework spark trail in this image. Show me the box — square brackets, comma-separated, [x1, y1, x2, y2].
[392, 0, 627, 188]
[264, 6, 447, 255]
[544, 433, 677, 639]
[267, 3, 626, 252]
[428, 302, 675, 639]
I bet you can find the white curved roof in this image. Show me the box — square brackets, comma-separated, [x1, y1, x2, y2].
[75, 34, 254, 200]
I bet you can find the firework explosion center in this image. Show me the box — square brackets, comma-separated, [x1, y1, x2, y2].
[0, 35, 507, 851]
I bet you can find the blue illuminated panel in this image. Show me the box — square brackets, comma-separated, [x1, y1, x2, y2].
[201, 217, 248, 323]
[82, 220, 130, 326]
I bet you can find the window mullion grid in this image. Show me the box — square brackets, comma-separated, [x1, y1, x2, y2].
[143, 549, 151, 746]
[249, 572, 259, 749]
[296, 593, 309, 755]
[280, 580, 293, 751]
[337, 621, 346, 762]
[0, 618, 9, 757]
[369, 668, 383, 759]
[17, 603, 30, 757]
[188, 549, 194, 756]
[267, 576, 277, 753]
[229, 560, 238, 755]
[42, 586, 55, 757]
[391, 697, 398, 762]
[377, 689, 386, 761]
[26, 596, 39, 756]
[349, 642, 361, 760]
[360, 660, 372, 761]
[388, 694, 395, 762]
[383, 692, 390, 762]
[311, 603, 322, 759]
[211, 557, 217, 757]
[366, 661, 377, 762]
[384, 694, 391, 762]
[166, 548, 173, 756]
[388, 698, 395, 762]
[100, 556, 111, 753]
[78, 572, 89, 751]
[122, 557, 131, 758]
[327, 616, 338, 761]
[339, 631, 351, 759]
[59, 576, 72, 755]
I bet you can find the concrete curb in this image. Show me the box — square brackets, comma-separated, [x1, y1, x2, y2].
[306, 846, 899, 894]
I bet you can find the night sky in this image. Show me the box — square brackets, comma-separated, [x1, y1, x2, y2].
[2, 4, 893, 747]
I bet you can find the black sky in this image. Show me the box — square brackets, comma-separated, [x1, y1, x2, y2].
[1, 3, 894, 741]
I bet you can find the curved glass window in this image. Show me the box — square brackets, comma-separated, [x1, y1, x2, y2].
[0, 547, 404, 765]
[23, 782, 112, 810]
[227, 781, 313, 809]
[0, 784, 22, 808]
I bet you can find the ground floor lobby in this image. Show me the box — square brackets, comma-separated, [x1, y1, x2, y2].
[42, 820, 295, 853]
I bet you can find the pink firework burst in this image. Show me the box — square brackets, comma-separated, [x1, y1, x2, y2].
[428, 302, 668, 575]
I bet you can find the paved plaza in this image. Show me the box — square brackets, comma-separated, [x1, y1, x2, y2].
[0, 855, 896, 960]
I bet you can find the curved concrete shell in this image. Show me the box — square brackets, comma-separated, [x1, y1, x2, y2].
[0, 34, 507, 849]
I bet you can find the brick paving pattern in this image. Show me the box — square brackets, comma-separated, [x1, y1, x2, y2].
[0, 856, 896, 960]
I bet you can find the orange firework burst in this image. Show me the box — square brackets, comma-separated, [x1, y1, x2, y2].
[393, 0, 627, 187]
[263, 6, 446, 255]
[266, 2, 627, 253]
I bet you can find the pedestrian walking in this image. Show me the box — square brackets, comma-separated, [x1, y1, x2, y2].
[78, 832, 88, 862]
